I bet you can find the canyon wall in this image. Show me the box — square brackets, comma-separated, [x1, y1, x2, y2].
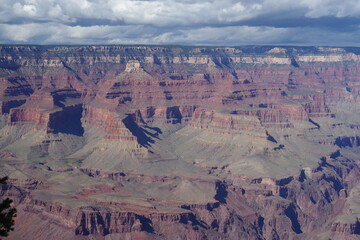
[0, 45, 360, 239]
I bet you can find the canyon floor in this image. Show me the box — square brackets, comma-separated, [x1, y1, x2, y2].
[0, 45, 360, 239]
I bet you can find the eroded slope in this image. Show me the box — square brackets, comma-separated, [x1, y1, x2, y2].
[0, 45, 359, 239]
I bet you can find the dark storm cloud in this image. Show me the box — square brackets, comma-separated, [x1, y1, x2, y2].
[240, 15, 360, 32]
[0, 0, 359, 46]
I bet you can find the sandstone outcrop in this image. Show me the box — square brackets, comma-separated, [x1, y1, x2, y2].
[0, 45, 360, 239]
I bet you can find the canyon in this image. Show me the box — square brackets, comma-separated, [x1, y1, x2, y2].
[0, 45, 359, 239]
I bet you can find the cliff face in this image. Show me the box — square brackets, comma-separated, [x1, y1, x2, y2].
[1, 45, 360, 240]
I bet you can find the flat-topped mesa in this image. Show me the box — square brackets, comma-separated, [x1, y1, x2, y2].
[273, 103, 309, 121]
[234, 108, 293, 129]
[231, 103, 309, 127]
[136, 105, 196, 125]
[7, 90, 54, 128]
[302, 96, 331, 117]
[125, 60, 144, 73]
[8, 103, 84, 136]
[188, 108, 265, 136]
[297, 52, 359, 63]
[24, 90, 55, 110]
[83, 105, 137, 142]
[9, 108, 49, 128]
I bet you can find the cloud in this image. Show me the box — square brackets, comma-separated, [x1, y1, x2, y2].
[0, 0, 359, 46]
[1, 0, 264, 26]
[300, 0, 360, 18]
[13, 3, 37, 17]
[151, 26, 290, 45]
[0, 23, 153, 44]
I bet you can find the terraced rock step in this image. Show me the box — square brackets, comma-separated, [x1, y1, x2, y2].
[0, 45, 360, 239]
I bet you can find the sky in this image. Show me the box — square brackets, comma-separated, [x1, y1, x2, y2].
[1, 0, 360, 46]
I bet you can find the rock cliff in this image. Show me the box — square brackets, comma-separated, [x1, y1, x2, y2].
[0, 45, 360, 239]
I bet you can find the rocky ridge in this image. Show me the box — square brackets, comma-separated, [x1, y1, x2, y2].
[0, 45, 360, 239]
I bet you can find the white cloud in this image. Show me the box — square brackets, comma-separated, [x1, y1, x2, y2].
[13, 3, 38, 17]
[151, 26, 290, 45]
[0, 0, 359, 45]
[0, 0, 282, 26]
[300, 0, 360, 18]
[0, 22, 155, 44]
[0, 23, 48, 42]
[3, 0, 360, 26]
[2, 22, 357, 47]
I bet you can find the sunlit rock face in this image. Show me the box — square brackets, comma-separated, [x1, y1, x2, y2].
[1, 45, 360, 240]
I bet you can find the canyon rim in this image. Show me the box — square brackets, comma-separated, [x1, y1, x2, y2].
[0, 45, 360, 240]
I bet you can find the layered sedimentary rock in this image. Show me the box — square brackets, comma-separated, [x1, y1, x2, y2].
[0, 45, 360, 239]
